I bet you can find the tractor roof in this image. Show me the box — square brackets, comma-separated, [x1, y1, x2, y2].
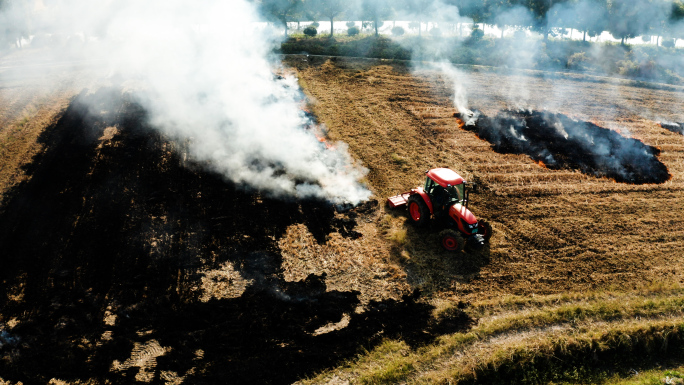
[427, 168, 464, 187]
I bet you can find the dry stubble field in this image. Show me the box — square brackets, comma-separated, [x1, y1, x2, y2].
[1, 50, 684, 384]
[287, 55, 684, 299]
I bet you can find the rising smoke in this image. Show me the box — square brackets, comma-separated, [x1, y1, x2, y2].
[387, 0, 476, 120]
[429, 61, 479, 124]
[4, 0, 684, 201]
[1, 0, 371, 204]
[381, 0, 684, 120]
[378, 0, 677, 184]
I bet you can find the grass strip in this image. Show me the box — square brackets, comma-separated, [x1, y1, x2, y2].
[300, 290, 684, 384]
[449, 320, 684, 384]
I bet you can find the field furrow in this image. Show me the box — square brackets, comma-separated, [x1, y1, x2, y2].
[290, 56, 684, 300]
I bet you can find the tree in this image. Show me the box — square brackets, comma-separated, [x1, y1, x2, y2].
[453, 0, 489, 24]
[260, 0, 303, 36]
[670, 0, 684, 46]
[483, 0, 509, 38]
[399, 0, 434, 36]
[647, 0, 672, 47]
[546, 0, 607, 42]
[361, 0, 392, 37]
[673, 0, 684, 20]
[581, 0, 609, 41]
[525, 0, 569, 40]
[607, 0, 655, 45]
[492, 4, 535, 39]
[310, 0, 346, 37]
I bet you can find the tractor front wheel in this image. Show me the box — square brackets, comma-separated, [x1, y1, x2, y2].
[407, 195, 430, 227]
[477, 219, 493, 241]
[440, 229, 465, 252]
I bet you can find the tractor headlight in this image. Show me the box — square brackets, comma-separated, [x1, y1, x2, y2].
[461, 219, 478, 230]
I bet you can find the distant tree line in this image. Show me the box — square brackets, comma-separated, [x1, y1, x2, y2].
[2, 0, 684, 49]
[258, 0, 684, 46]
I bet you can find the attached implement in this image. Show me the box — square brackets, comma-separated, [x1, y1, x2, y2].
[388, 168, 492, 251]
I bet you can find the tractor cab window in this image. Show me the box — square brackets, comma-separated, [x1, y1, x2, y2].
[426, 178, 447, 206]
[446, 183, 464, 205]
[426, 177, 464, 207]
[424, 177, 437, 194]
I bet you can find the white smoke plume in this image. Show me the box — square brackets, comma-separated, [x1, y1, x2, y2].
[379, 0, 476, 122]
[433, 62, 469, 113]
[430, 61, 479, 124]
[3, 0, 371, 204]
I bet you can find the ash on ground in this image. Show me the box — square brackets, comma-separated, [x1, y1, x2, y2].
[456, 110, 670, 184]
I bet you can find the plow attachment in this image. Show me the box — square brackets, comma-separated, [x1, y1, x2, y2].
[387, 192, 412, 208]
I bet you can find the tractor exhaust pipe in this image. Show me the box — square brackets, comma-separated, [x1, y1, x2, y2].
[464, 182, 477, 209]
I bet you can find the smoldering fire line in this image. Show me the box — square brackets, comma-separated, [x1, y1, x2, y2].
[659, 121, 684, 135]
[456, 109, 671, 185]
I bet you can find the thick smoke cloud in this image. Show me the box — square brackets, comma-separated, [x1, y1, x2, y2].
[1, 0, 371, 204]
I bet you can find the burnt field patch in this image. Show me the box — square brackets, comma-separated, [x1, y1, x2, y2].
[660, 121, 684, 135]
[0, 88, 470, 384]
[456, 110, 671, 184]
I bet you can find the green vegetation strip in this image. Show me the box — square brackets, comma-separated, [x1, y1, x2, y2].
[301, 289, 684, 384]
[606, 365, 684, 385]
[450, 320, 684, 385]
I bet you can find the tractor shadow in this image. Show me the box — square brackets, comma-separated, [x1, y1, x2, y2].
[384, 206, 490, 292]
[0, 88, 473, 384]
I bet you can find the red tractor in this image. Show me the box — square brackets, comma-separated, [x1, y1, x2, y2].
[387, 168, 492, 251]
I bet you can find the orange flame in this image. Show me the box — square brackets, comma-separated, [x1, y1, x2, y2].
[299, 103, 335, 150]
[453, 113, 466, 129]
[534, 159, 548, 169]
[315, 133, 334, 149]
[457, 119, 465, 130]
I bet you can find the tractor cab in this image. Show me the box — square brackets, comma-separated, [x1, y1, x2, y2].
[424, 168, 466, 210]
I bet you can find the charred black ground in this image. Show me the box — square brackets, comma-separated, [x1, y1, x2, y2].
[660, 121, 684, 135]
[457, 110, 670, 184]
[0, 88, 471, 384]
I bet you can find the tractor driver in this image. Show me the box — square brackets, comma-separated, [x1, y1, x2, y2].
[432, 185, 452, 217]
[433, 184, 463, 218]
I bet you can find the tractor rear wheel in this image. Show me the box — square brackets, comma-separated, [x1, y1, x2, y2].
[477, 219, 493, 241]
[407, 195, 430, 227]
[440, 229, 465, 252]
